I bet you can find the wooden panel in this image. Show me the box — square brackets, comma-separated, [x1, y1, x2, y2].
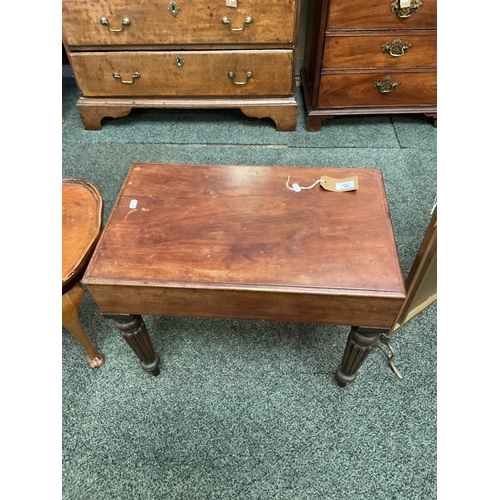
[326, 0, 437, 30]
[85, 283, 404, 327]
[390, 207, 437, 334]
[318, 71, 436, 108]
[323, 32, 436, 69]
[62, 179, 103, 290]
[62, 0, 296, 47]
[83, 163, 405, 296]
[69, 50, 294, 97]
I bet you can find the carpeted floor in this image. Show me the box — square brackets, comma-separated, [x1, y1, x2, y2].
[62, 75, 437, 499]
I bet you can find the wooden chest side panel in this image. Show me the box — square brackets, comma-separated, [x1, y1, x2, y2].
[318, 71, 436, 108]
[62, 0, 297, 47]
[69, 50, 294, 97]
[85, 284, 404, 327]
[326, 0, 437, 30]
[323, 32, 437, 69]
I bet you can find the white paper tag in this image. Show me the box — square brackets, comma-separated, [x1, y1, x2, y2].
[336, 180, 355, 191]
[226, 0, 237, 7]
[129, 199, 138, 209]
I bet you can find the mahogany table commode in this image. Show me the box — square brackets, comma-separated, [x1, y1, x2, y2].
[82, 163, 406, 386]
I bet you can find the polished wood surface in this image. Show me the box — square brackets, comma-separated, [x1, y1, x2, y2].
[62, 178, 104, 293]
[75, 94, 299, 131]
[63, 0, 300, 130]
[326, 0, 437, 30]
[317, 71, 436, 108]
[83, 163, 405, 327]
[301, 0, 437, 129]
[322, 32, 437, 69]
[389, 207, 437, 335]
[62, 283, 106, 368]
[70, 50, 294, 97]
[63, 0, 297, 47]
[62, 178, 105, 368]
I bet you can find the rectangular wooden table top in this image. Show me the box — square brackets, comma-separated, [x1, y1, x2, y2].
[83, 163, 405, 327]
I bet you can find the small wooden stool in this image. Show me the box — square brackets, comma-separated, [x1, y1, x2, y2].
[62, 178, 105, 368]
[83, 163, 406, 385]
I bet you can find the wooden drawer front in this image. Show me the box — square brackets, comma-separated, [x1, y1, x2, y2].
[69, 50, 293, 97]
[318, 71, 436, 108]
[326, 0, 436, 30]
[62, 0, 296, 47]
[323, 32, 436, 69]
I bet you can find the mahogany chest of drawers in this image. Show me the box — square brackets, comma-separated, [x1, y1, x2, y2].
[300, 0, 437, 131]
[62, 0, 300, 131]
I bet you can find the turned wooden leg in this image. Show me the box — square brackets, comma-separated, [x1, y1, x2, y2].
[105, 314, 160, 375]
[62, 283, 105, 368]
[76, 101, 132, 130]
[241, 104, 298, 131]
[335, 327, 386, 387]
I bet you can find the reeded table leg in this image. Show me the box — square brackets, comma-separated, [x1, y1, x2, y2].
[335, 326, 387, 387]
[105, 314, 160, 375]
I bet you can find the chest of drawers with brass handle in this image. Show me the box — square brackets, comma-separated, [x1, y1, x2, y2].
[300, 0, 437, 131]
[63, 0, 300, 131]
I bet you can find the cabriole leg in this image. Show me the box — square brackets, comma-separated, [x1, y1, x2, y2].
[62, 283, 105, 368]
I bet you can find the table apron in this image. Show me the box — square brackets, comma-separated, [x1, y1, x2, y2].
[85, 284, 404, 327]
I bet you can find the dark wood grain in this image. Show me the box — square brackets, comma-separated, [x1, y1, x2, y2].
[335, 327, 385, 386]
[322, 32, 437, 69]
[83, 163, 405, 327]
[300, 0, 437, 130]
[326, 0, 437, 30]
[317, 70, 436, 108]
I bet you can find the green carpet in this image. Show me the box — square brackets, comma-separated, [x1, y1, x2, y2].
[62, 76, 437, 499]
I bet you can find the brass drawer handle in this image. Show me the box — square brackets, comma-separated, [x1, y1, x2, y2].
[100, 17, 131, 32]
[391, 0, 422, 19]
[113, 71, 141, 84]
[221, 16, 253, 32]
[381, 38, 412, 57]
[374, 76, 401, 93]
[228, 71, 253, 85]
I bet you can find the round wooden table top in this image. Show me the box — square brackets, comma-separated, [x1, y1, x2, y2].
[62, 178, 103, 292]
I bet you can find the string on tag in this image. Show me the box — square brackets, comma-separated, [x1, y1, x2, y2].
[286, 175, 322, 192]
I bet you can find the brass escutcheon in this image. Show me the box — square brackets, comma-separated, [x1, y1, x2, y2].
[221, 16, 253, 32]
[228, 71, 253, 85]
[174, 56, 185, 69]
[381, 37, 412, 57]
[168, 1, 180, 17]
[113, 70, 141, 84]
[100, 17, 131, 32]
[391, 0, 422, 19]
[373, 76, 401, 93]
